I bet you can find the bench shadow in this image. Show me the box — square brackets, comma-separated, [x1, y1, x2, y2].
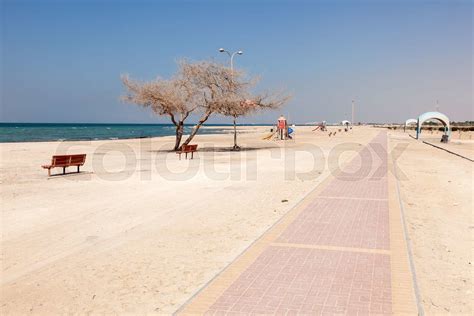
[48, 171, 94, 178]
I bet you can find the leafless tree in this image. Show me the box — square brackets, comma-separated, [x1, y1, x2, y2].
[218, 91, 290, 150]
[121, 60, 235, 150]
[121, 67, 199, 150]
[183, 63, 290, 150]
[178, 60, 241, 147]
[121, 59, 289, 151]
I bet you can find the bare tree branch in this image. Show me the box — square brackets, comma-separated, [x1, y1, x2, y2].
[120, 59, 290, 150]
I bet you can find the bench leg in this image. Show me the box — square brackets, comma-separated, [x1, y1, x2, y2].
[191, 152, 194, 159]
[77, 166, 80, 173]
[63, 167, 66, 174]
[48, 168, 51, 177]
[185, 152, 188, 159]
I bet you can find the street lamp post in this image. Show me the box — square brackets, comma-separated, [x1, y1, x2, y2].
[218, 48, 243, 150]
[219, 48, 243, 79]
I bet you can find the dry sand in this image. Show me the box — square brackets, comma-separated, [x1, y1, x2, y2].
[1, 126, 472, 314]
[0, 126, 377, 314]
[389, 131, 473, 314]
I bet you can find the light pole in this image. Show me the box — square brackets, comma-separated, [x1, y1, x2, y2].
[219, 48, 243, 79]
[218, 48, 243, 150]
[352, 100, 355, 125]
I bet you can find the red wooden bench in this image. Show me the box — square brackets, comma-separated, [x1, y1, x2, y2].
[42, 154, 86, 176]
[176, 144, 198, 160]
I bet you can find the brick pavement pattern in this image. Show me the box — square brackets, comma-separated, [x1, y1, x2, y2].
[181, 132, 415, 315]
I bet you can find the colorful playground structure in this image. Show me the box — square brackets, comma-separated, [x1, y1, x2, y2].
[312, 121, 327, 131]
[263, 115, 294, 140]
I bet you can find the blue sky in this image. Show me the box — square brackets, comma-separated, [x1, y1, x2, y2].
[1, 0, 472, 124]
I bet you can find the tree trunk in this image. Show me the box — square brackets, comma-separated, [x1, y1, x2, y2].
[232, 116, 240, 151]
[182, 111, 212, 147]
[174, 122, 184, 151]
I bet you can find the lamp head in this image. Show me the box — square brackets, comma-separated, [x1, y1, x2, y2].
[219, 48, 225, 52]
[237, 50, 243, 55]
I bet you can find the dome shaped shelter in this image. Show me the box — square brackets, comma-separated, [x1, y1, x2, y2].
[341, 120, 351, 131]
[416, 111, 450, 141]
[341, 120, 351, 126]
[404, 118, 417, 132]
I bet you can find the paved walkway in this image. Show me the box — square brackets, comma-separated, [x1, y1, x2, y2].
[179, 132, 417, 315]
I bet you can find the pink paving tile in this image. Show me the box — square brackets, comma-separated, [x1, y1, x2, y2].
[318, 177, 388, 200]
[336, 158, 388, 179]
[331, 154, 387, 181]
[277, 197, 390, 249]
[203, 133, 391, 315]
[330, 132, 388, 181]
[206, 247, 391, 315]
[323, 137, 388, 199]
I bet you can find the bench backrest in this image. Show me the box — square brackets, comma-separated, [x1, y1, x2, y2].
[52, 154, 86, 166]
[182, 144, 198, 152]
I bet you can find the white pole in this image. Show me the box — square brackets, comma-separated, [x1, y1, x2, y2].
[230, 52, 236, 79]
[351, 100, 355, 124]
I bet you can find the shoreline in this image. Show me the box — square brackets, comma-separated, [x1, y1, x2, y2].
[0, 125, 271, 144]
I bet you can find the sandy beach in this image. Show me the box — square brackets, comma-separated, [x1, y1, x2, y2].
[1, 126, 472, 314]
[388, 130, 473, 314]
[2, 0, 471, 314]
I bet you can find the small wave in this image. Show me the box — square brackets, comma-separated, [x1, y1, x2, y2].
[109, 137, 118, 140]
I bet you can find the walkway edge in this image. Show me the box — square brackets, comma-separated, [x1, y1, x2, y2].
[388, 134, 422, 315]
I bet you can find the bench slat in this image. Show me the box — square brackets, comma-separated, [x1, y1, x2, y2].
[51, 154, 86, 167]
[180, 144, 198, 153]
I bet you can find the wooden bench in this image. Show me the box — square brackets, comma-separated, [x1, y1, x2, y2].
[176, 144, 198, 160]
[42, 154, 86, 176]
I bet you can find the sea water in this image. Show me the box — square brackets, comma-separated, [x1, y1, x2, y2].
[0, 123, 235, 143]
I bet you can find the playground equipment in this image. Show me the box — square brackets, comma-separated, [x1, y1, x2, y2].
[277, 115, 288, 140]
[416, 111, 451, 142]
[262, 128, 277, 140]
[288, 127, 294, 139]
[312, 121, 327, 131]
[263, 116, 294, 141]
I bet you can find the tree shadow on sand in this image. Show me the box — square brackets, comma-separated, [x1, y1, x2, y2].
[148, 146, 279, 153]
